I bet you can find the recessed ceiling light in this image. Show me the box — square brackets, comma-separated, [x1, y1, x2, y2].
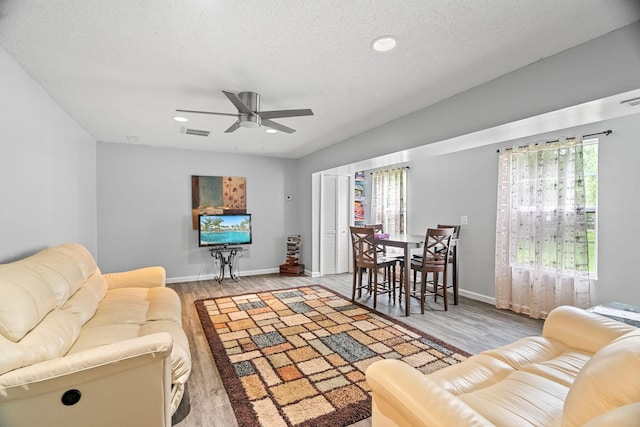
[173, 116, 188, 122]
[265, 129, 277, 134]
[371, 35, 397, 52]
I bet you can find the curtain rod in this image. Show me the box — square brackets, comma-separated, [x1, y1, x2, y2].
[496, 130, 612, 153]
[369, 166, 410, 174]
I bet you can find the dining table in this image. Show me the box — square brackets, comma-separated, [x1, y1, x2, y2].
[376, 233, 458, 316]
[375, 233, 424, 316]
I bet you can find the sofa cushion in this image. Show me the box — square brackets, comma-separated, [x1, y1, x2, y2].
[427, 336, 575, 426]
[562, 329, 640, 427]
[429, 336, 571, 395]
[0, 309, 82, 375]
[459, 370, 569, 426]
[30, 243, 100, 306]
[0, 243, 105, 344]
[67, 286, 191, 384]
[0, 264, 57, 342]
[0, 243, 109, 375]
[61, 271, 108, 324]
[520, 349, 591, 388]
[483, 336, 569, 369]
[428, 353, 515, 394]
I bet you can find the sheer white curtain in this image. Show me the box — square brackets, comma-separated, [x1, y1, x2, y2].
[495, 137, 591, 319]
[371, 167, 406, 235]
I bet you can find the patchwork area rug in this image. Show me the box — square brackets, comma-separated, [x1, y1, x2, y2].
[195, 285, 469, 427]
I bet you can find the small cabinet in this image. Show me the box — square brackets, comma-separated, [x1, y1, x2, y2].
[280, 235, 304, 276]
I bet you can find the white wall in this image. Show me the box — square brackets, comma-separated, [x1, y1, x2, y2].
[96, 142, 300, 281]
[0, 46, 97, 262]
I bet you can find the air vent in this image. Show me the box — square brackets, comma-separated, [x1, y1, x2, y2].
[620, 96, 640, 107]
[183, 128, 211, 137]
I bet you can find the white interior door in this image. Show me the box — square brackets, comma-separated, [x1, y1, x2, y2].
[320, 174, 350, 275]
[321, 175, 337, 275]
[336, 175, 350, 273]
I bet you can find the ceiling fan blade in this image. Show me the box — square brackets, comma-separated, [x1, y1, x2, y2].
[224, 121, 241, 133]
[262, 119, 296, 134]
[258, 109, 314, 120]
[222, 91, 253, 114]
[176, 109, 237, 117]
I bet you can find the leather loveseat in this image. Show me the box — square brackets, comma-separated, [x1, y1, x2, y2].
[366, 305, 640, 426]
[0, 243, 191, 427]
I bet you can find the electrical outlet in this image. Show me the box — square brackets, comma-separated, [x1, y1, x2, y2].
[461, 215, 468, 225]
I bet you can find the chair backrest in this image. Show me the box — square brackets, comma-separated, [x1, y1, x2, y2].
[437, 224, 460, 260]
[437, 224, 460, 239]
[366, 223, 387, 254]
[421, 228, 454, 266]
[366, 223, 384, 233]
[349, 226, 377, 268]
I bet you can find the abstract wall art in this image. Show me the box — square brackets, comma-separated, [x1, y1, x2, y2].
[191, 175, 246, 229]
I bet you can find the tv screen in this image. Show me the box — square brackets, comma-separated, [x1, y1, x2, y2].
[199, 214, 252, 247]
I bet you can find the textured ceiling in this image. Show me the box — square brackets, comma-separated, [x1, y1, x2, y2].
[1, 1, 639, 158]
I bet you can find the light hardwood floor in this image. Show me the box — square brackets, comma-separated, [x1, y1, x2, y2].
[170, 273, 543, 427]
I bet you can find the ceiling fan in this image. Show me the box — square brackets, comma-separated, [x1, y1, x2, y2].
[177, 91, 313, 134]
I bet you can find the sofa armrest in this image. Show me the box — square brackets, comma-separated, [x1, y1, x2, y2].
[542, 306, 636, 354]
[366, 359, 494, 427]
[0, 333, 173, 427]
[104, 266, 166, 289]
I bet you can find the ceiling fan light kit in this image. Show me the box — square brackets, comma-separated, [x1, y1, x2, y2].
[177, 91, 313, 134]
[239, 113, 261, 128]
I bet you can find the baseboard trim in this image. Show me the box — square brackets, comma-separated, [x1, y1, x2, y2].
[167, 272, 497, 306]
[459, 289, 496, 305]
[167, 268, 279, 284]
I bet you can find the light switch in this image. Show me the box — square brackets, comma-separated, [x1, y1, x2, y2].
[461, 216, 468, 225]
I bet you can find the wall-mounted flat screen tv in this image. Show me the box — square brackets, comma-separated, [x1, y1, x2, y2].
[199, 214, 252, 247]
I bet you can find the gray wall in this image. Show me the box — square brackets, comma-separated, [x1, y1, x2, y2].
[0, 46, 97, 262]
[2, 21, 640, 307]
[96, 142, 300, 280]
[298, 21, 640, 283]
[407, 114, 640, 306]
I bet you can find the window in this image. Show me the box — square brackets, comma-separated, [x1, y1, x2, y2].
[509, 140, 596, 273]
[495, 136, 592, 318]
[370, 167, 407, 235]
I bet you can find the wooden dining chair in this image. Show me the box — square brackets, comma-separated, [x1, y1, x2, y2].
[366, 223, 386, 254]
[366, 223, 400, 284]
[409, 227, 454, 312]
[349, 226, 398, 310]
[437, 224, 461, 305]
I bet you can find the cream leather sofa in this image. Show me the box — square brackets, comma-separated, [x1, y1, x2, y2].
[366, 305, 640, 427]
[0, 243, 191, 427]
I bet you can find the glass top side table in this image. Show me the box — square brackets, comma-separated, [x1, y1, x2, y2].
[587, 301, 640, 328]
